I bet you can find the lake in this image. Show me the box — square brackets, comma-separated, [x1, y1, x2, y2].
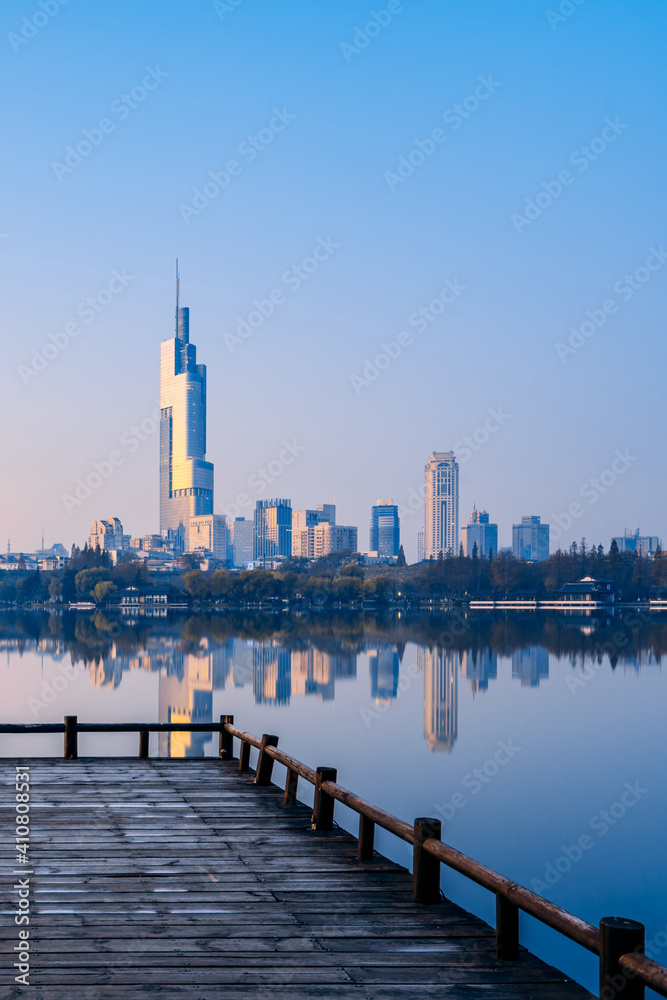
[2, 606, 666, 995]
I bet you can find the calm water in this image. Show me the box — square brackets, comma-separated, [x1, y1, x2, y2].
[2, 607, 666, 995]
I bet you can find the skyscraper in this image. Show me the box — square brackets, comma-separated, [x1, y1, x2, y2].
[424, 452, 459, 558]
[461, 507, 498, 558]
[160, 265, 214, 537]
[369, 500, 400, 557]
[512, 515, 549, 562]
[254, 499, 292, 560]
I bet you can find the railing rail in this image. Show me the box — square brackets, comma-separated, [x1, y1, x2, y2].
[1, 714, 662, 1000]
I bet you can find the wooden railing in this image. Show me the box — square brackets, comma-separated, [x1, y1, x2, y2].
[0, 714, 662, 1000]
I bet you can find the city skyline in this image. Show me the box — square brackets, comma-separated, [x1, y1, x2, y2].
[2, 1, 665, 561]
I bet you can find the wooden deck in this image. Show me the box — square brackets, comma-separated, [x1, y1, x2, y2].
[1, 758, 595, 998]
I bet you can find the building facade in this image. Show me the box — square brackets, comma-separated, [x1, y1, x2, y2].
[159, 269, 214, 535]
[229, 518, 254, 567]
[369, 500, 400, 557]
[512, 515, 550, 562]
[424, 452, 459, 559]
[461, 507, 498, 558]
[254, 499, 292, 560]
[612, 530, 662, 558]
[88, 518, 129, 552]
[313, 522, 357, 558]
[292, 504, 336, 558]
[188, 514, 227, 562]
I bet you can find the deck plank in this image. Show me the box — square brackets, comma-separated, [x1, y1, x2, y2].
[0, 758, 595, 997]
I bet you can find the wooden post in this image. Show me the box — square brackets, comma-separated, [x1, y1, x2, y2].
[255, 734, 279, 786]
[139, 730, 149, 759]
[284, 767, 298, 805]
[312, 767, 337, 831]
[413, 817, 441, 904]
[358, 814, 375, 861]
[600, 917, 645, 1000]
[64, 716, 78, 760]
[496, 894, 520, 960]
[219, 715, 234, 759]
[238, 739, 251, 772]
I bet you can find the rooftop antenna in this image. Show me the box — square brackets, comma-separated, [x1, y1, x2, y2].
[175, 259, 180, 337]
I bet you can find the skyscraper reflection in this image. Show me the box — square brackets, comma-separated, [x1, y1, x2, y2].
[419, 647, 459, 751]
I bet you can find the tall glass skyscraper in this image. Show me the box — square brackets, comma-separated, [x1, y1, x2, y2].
[369, 500, 400, 557]
[424, 451, 459, 558]
[160, 267, 214, 534]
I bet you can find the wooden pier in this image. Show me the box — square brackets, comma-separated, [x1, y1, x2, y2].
[1, 718, 665, 998]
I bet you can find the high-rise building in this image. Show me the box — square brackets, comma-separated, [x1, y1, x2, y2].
[369, 500, 400, 557]
[512, 515, 550, 562]
[461, 507, 498, 558]
[417, 527, 425, 563]
[424, 452, 459, 559]
[254, 499, 292, 560]
[188, 514, 227, 562]
[313, 522, 357, 558]
[160, 265, 214, 537]
[292, 504, 336, 558]
[612, 530, 662, 558]
[229, 518, 254, 567]
[89, 518, 129, 552]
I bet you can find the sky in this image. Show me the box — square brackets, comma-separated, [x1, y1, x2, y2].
[1, 0, 665, 561]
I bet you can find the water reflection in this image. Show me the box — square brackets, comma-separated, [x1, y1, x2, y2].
[1, 609, 665, 757]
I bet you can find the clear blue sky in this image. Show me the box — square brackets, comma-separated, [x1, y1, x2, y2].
[1, 0, 665, 560]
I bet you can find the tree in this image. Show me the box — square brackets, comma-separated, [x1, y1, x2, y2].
[472, 542, 478, 561]
[92, 581, 117, 605]
[396, 545, 406, 567]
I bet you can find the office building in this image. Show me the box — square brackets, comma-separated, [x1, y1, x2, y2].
[424, 452, 459, 558]
[188, 514, 227, 562]
[160, 265, 214, 535]
[512, 515, 550, 562]
[88, 518, 129, 552]
[461, 507, 498, 558]
[417, 527, 424, 563]
[313, 522, 357, 558]
[229, 518, 254, 567]
[612, 530, 662, 558]
[292, 504, 336, 557]
[254, 499, 292, 560]
[369, 500, 400, 558]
